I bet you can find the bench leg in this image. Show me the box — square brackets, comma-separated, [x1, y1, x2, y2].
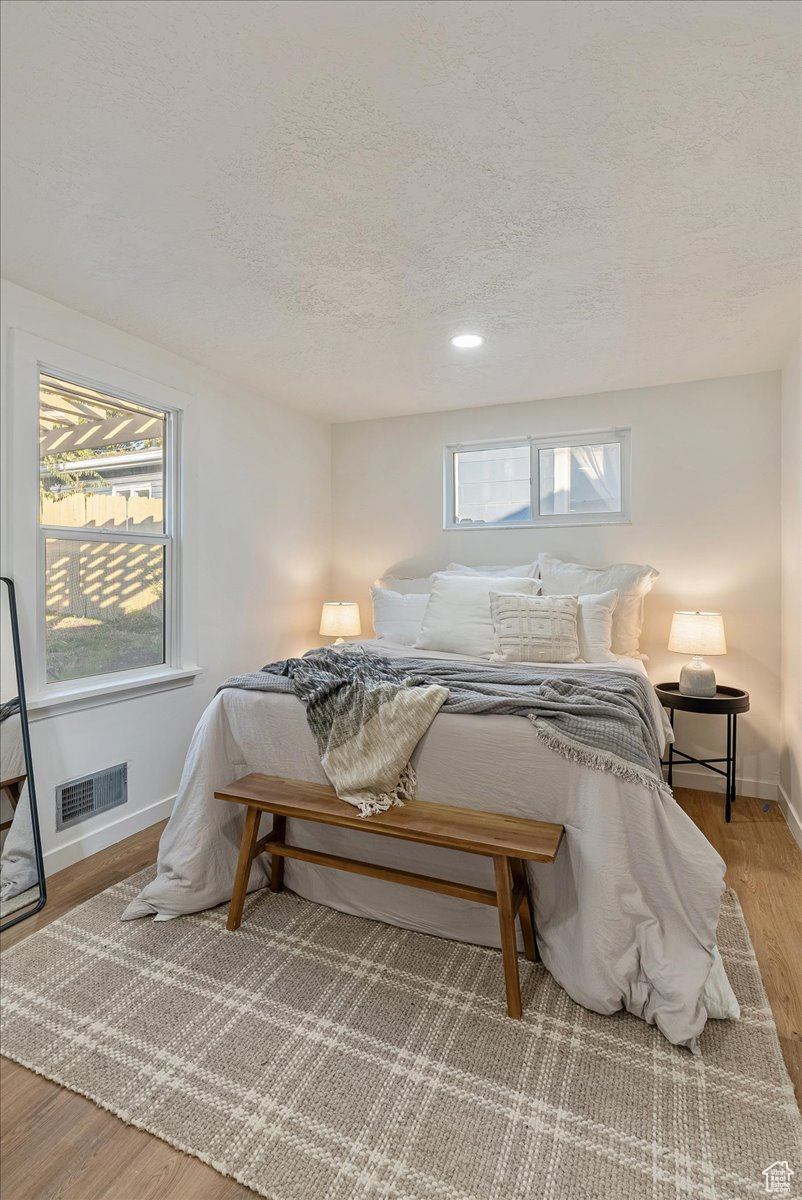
[493, 855, 523, 1019]
[270, 815, 287, 893]
[512, 859, 538, 963]
[227, 804, 261, 931]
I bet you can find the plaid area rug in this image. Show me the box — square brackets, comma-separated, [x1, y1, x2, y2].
[2, 872, 800, 1200]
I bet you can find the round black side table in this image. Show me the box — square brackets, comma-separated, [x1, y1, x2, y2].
[654, 683, 750, 823]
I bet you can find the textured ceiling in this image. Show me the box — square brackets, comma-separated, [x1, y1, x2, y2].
[1, 0, 799, 421]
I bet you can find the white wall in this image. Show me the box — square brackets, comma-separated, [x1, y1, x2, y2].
[1, 280, 332, 872]
[332, 373, 782, 799]
[780, 337, 802, 847]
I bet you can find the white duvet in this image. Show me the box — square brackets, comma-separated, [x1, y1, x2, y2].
[123, 642, 739, 1051]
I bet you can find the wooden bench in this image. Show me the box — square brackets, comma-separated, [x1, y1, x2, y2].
[216, 773, 564, 1019]
[0, 773, 25, 834]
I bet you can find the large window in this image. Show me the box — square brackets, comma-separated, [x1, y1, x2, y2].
[444, 429, 630, 529]
[39, 373, 179, 684]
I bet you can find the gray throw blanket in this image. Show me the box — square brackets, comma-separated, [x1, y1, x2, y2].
[220, 648, 669, 814]
[222, 649, 447, 815]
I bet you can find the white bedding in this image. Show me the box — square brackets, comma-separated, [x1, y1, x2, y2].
[123, 642, 738, 1051]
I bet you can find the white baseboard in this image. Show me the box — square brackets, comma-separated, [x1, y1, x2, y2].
[43, 794, 175, 876]
[778, 783, 802, 852]
[39, 776, 802, 877]
[668, 765, 778, 803]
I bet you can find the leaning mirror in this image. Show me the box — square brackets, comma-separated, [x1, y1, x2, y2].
[1, 577, 46, 930]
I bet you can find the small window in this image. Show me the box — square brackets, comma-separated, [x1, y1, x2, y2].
[39, 373, 178, 684]
[444, 429, 630, 529]
[538, 440, 622, 517]
[453, 442, 532, 526]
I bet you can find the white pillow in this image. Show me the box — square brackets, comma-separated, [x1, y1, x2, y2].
[538, 554, 658, 657]
[415, 574, 539, 658]
[576, 590, 618, 663]
[490, 593, 579, 663]
[370, 588, 428, 646]
[443, 561, 539, 579]
[374, 575, 432, 595]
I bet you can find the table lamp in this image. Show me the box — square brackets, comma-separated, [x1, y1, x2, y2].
[319, 601, 361, 645]
[668, 610, 726, 697]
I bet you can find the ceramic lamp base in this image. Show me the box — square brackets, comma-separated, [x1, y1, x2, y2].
[679, 656, 717, 697]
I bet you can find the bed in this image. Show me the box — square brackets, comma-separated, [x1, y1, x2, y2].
[123, 640, 738, 1052]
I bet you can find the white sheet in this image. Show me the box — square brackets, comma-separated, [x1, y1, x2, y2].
[123, 643, 738, 1051]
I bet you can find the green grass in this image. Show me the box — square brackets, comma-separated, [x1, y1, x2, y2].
[46, 611, 163, 682]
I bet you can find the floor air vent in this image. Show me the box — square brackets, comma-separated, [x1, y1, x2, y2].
[56, 763, 128, 830]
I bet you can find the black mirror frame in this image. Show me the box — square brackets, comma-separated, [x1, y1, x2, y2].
[1, 576, 47, 931]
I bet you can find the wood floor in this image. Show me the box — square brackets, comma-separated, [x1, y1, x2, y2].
[2, 790, 800, 1200]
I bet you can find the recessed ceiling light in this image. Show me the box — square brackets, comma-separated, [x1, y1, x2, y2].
[451, 333, 483, 349]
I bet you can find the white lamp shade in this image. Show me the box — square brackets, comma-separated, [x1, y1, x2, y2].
[319, 601, 361, 638]
[668, 611, 726, 656]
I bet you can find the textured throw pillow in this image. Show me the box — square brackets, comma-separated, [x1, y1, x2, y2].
[490, 593, 580, 663]
[537, 554, 658, 657]
[576, 590, 618, 662]
[374, 575, 433, 595]
[370, 588, 429, 646]
[443, 561, 539, 579]
[415, 573, 539, 658]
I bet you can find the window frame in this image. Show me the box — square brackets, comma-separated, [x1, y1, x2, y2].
[443, 427, 631, 530]
[5, 331, 200, 718]
[38, 372, 181, 689]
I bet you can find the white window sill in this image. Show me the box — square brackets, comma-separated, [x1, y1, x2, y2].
[443, 514, 632, 531]
[27, 665, 203, 721]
